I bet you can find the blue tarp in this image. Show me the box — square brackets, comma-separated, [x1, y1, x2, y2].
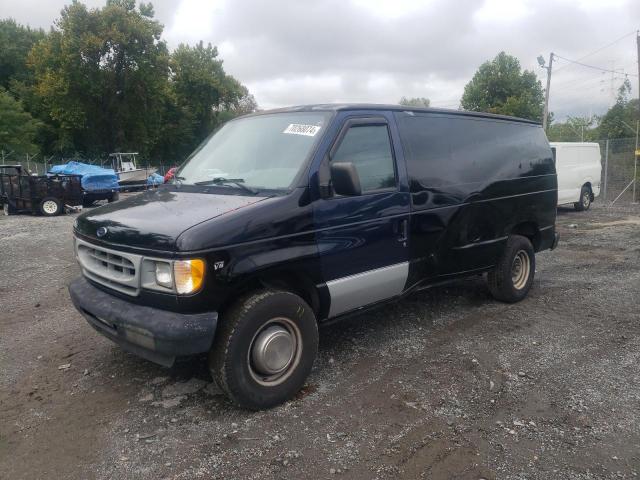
[49, 161, 119, 191]
[147, 173, 164, 185]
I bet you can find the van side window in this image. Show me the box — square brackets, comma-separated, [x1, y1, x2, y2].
[332, 125, 396, 192]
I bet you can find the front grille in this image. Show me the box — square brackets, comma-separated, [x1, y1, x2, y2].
[75, 237, 142, 296]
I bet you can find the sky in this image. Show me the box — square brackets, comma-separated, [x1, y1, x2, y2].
[1, 0, 639, 121]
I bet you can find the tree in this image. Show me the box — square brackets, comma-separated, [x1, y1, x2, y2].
[172, 42, 229, 141]
[0, 1, 255, 163]
[547, 115, 599, 142]
[215, 88, 259, 124]
[0, 19, 45, 91]
[460, 52, 544, 121]
[28, 1, 171, 156]
[398, 96, 430, 108]
[596, 79, 639, 140]
[0, 87, 42, 154]
[233, 91, 258, 115]
[158, 41, 254, 161]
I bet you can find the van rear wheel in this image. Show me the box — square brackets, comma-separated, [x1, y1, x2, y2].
[574, 185, 591, 211]
[487, 235, 535, 303]
[209, 289, 318, 410]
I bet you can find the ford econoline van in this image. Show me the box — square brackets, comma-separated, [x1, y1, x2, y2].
[69, 104, 559, 409]
[550, 142, 601, 210]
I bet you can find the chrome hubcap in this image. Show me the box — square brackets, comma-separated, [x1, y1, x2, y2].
[511, 250, 530, 290]
[43, 200, 58, 214]
[249, 318, 301, 386]
[583, 192, 590, 207]
[252, 325, 294, 375]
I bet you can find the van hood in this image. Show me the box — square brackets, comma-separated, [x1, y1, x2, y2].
[75, 188, 268, 252]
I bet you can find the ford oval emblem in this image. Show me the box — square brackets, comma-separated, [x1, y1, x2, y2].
[96, 226, 108, 238]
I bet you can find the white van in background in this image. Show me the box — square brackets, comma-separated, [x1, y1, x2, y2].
[550, 142, 602, 211]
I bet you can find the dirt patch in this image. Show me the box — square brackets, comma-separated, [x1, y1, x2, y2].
[1, 202, 640, 479]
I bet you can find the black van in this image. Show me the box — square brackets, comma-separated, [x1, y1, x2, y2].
[69, 104, 558, 409]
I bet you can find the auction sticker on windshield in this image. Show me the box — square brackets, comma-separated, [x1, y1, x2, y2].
[283, 124, 321, 136]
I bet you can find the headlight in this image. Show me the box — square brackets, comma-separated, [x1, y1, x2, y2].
[173, 259, 205, 294]
[155, 262, 173, 288]
[143, 258, 205, 294]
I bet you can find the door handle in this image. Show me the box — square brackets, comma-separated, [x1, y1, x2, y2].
[397, 219, 408, 243]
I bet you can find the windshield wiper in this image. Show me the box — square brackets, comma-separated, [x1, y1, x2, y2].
[194, 177, 258, 195]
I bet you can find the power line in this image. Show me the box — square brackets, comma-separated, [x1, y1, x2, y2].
[552, 76, 608, 95]
[553, 54, 638, 77]
[555, 30, 638, 72]
[552, 70, 626, 91]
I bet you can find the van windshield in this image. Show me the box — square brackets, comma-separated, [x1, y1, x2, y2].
[176, 112, 330, 192]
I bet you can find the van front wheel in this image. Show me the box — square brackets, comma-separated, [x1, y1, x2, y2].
[487, 235, 535, 303]
[209, 289, 318, 410]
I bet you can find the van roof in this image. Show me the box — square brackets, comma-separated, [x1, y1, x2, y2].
[249, 103, 542, 126]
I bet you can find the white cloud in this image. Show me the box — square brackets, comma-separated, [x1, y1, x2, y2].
[166, 0, 222, 45]
[2, 0, 638, 121]
[474, 0, 533, 24]
[351, 0, 433, 19]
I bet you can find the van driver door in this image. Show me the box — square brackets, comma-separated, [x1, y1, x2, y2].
[313, 114, 411, 318]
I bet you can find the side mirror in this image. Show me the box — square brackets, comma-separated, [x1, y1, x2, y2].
[330, 162, 362, 196]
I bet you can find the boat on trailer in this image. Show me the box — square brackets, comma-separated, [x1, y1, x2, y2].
[109, 152, 156, 183]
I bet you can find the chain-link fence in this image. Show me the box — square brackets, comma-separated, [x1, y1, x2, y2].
[0, 152, 172, 177]
[597, 137, 638, 205]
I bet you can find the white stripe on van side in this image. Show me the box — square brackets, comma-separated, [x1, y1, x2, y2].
[326, 262, 409, 317]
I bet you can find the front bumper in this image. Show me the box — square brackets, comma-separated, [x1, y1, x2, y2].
[69, 277, 217, 367]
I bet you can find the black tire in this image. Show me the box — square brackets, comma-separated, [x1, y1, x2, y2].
[209, 289, 318, 410]
[108, 192, 119, 203]
[487, 235, 535, 303]
[574, 185, 592, 211]
[39, 197, 62, 216]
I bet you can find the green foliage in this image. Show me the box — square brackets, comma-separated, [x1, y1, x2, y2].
[156, 41, 257, 161]
[0, 1, 255, 163]
[0, 19, 45, 90]
[547, 116, 599, 142]
[139, 2, 155, 18]
[27, 1, 171, 156]
[547, 79, 639, 142]
[398, 96, 430, 108]
[596, 79, 639, 140]
[460, 52, 544, 121]
[171, 42, 227, 140]
[0, 88, 42, 154]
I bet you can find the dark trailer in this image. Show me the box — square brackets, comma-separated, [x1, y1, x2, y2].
[0, 165, 83, 216]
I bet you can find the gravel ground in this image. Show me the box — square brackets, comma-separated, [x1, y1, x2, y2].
[1, 201, 639, 479]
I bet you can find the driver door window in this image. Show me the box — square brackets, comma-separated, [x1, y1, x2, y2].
[332, 125, 397, 193]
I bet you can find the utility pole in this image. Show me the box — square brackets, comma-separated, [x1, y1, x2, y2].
[635, 32, 640, 203]
[540, 52, 554, 131]
[633, 120, 638, 203]
[637, 31, 640, 117]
